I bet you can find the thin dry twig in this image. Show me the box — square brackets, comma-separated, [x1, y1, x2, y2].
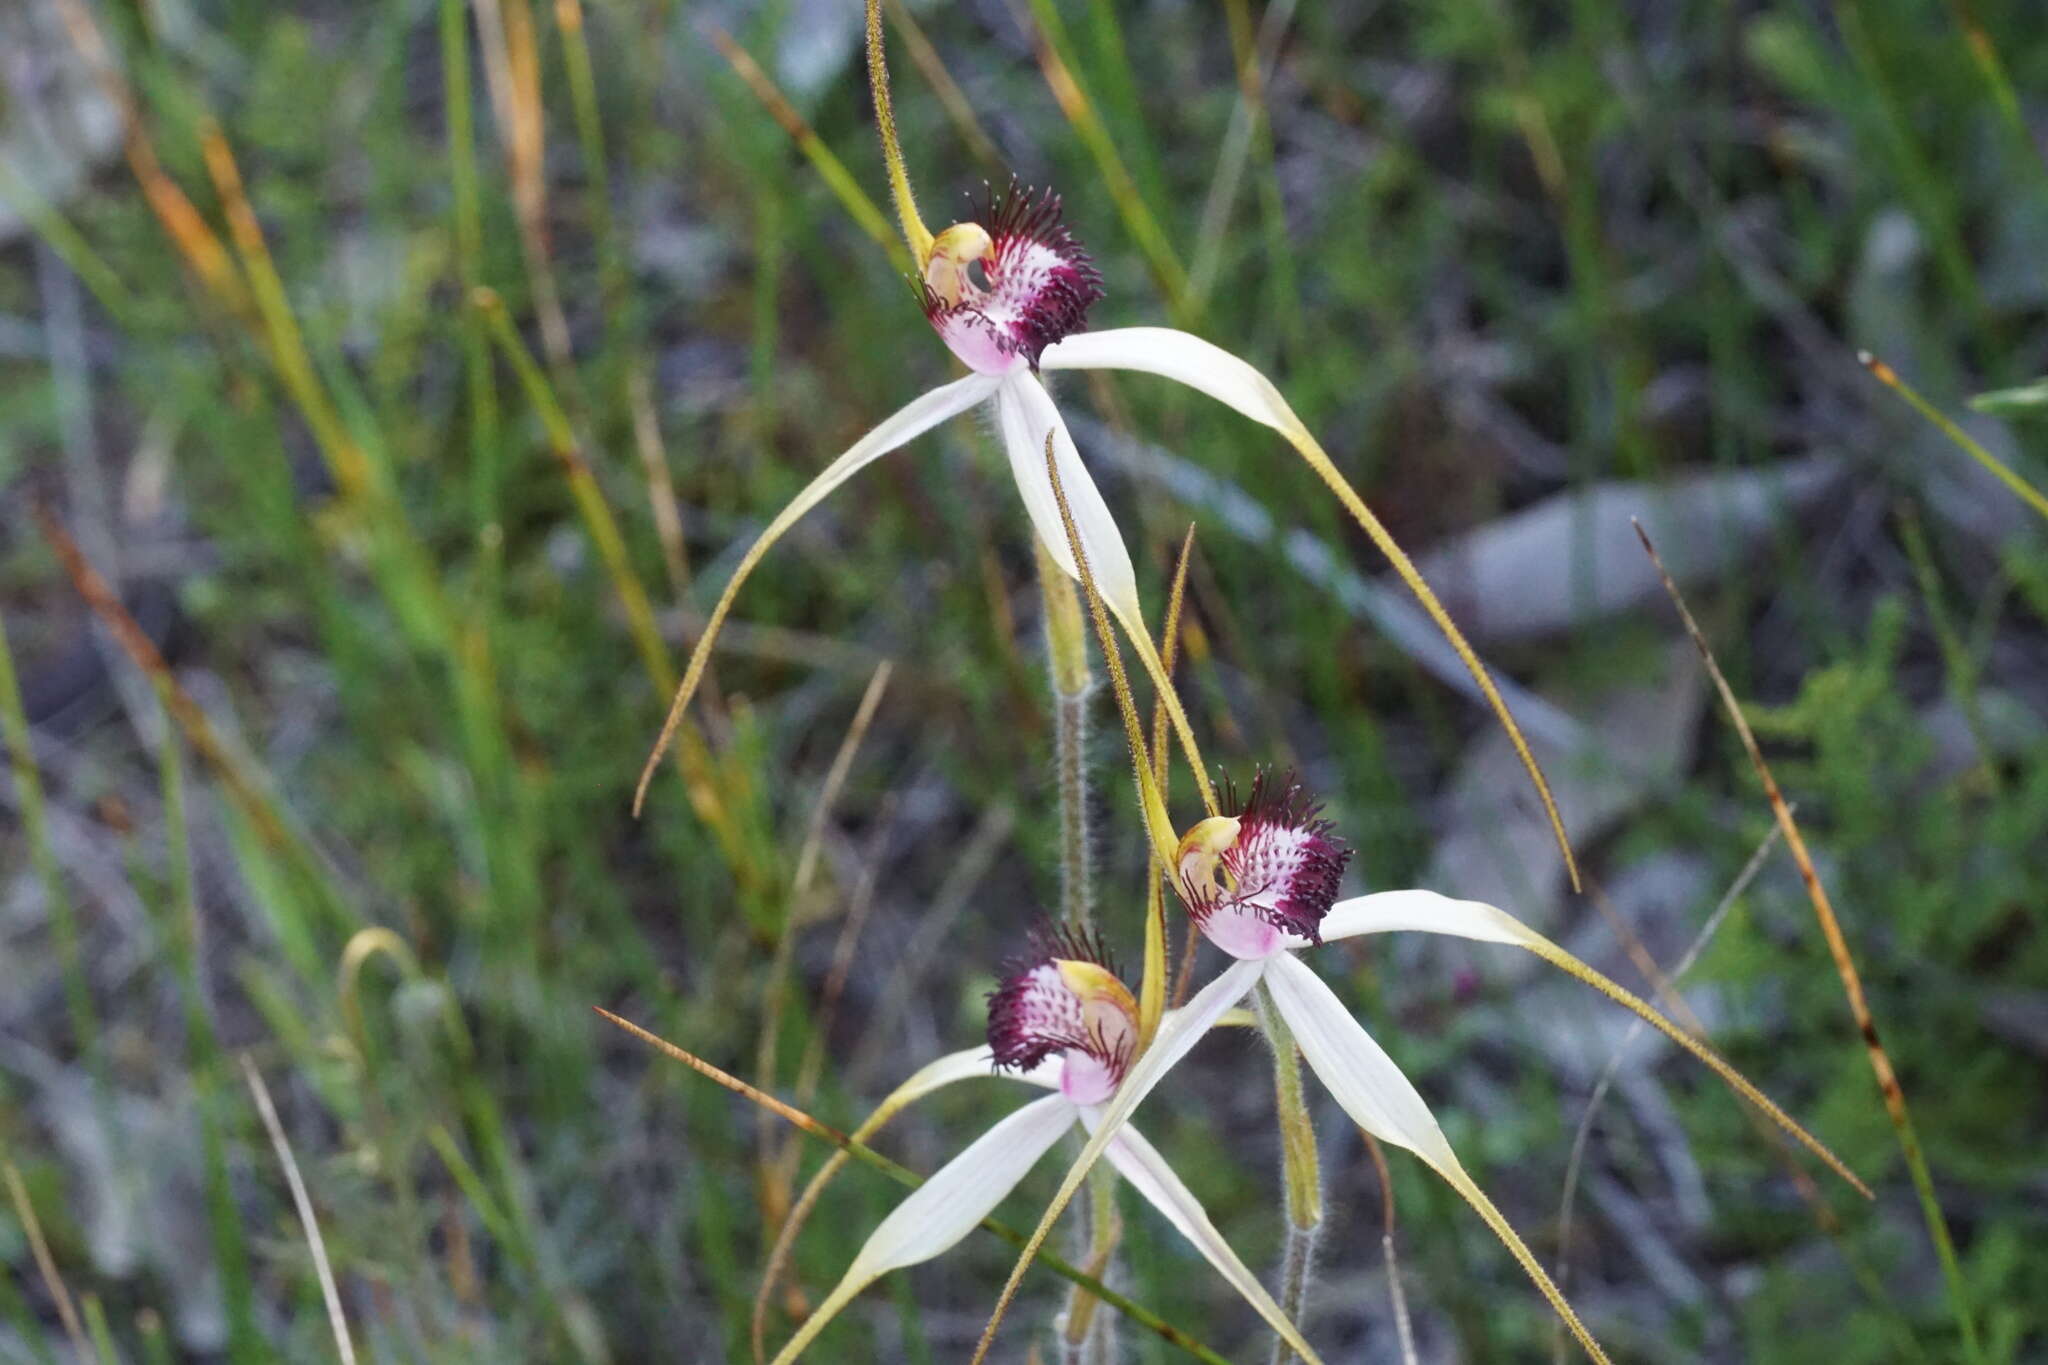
[241, 1056, 359, 1365]
[1634, 519, 1978, 1352]
[35, 505, 294, 854]
[753, 661, 896, 1223]
[1361, 1132, 1417, 1365]
[4, 1159, 90, 1358]
[1552, 820, 1783, 1362]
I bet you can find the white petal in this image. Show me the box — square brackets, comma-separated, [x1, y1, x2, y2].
[646, 372, 999, 806]
[994, 372, 1142, 629]
[1263, 958, 1618, 1364]
[1040, 327, 1294, 436]
[1317, 891, 1871, 1198]
[1087, 1114, 1318, 1361]
[1038, 328, 1583, 895]
[729, 370, 1000, 576]
[1318, 889, 1528, 947]
[756, 1047, 1058, 1356]
[1263, 953, 1460, 1176]
[851, 1092, 1078, 1278]
[892, 1046, 1062, 1099]
[770, 1094, 1076, 1365]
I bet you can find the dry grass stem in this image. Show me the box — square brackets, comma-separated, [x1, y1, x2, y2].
[4, 1160, 90, 1358]
[241, 1056, 359, 1365]
[1635, 519, 1978, 1353]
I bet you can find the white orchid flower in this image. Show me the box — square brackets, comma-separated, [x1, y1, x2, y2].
[767, 924, 1319, 1364]
[994, 772, 1870, 1365]
[636, 2, 1574, 890]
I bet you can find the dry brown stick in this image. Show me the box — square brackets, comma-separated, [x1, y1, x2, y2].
[241, 1056, 359, 1365]
[751, 662, 895, 1227]
[36, 506, 294, 855]
[4, 1160, 90, 1358]
[1361, 1132, 1417, 1365]
[48, 0, 252, 321]
[1633, 519, 1980, 1357]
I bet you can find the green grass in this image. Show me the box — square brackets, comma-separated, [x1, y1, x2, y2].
[2, 0, 2046, 1361]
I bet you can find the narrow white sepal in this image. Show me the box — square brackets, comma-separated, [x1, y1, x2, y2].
[1039, 327, 1298, 437]
[1086, 1113, 1319, 1361]
[847, 1092, 1077, 1282]
[762, 371, 999, 549]
[1317, 889, 1530, 948]
[1263, 953, 1462, 1177]
[994, 371, 1143, 628]
[771, 1093, 1077, 1362]
[892, 1047, 1063, 1099]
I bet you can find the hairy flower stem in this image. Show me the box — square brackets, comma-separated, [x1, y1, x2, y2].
[1062, 1165, 1123, 1364]
[1255, 981, 1322, 1363]
[1037, 539, 1095, 929]
[1036, 541, 1120, 1358]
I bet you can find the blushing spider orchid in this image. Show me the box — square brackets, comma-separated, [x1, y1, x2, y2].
[764, 925, 1316, 1363]
[637, 0, 1575, 896]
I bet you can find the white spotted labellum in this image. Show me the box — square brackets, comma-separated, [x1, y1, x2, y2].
[766, 925, 1316, 1363]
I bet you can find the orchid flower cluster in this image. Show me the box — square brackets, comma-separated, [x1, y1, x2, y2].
[648, 6, 1870, 1362]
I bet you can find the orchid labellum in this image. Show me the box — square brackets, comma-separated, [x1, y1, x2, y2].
[635, 0, 1575, 896]
[764, 925, 1317, 1363]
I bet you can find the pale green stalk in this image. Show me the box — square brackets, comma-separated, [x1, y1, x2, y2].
[1037, 539, 1096, 928]
[1862, 351, 2048, 525]
[1255, 981, 1321, 1363]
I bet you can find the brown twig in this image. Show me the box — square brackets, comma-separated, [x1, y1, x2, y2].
[36, 505, 293, 855]
[4, 1160, 90, 1359]
[1633, 518, 1980, 1357]
[1362, 1132, 1417, 1365]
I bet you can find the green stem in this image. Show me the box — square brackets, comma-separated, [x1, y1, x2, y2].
[1037, 541, 1095, 929]
[0, 610, 97, 1065]
[1256, 981, 1321, 1362]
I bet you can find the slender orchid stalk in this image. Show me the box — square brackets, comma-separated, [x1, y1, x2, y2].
[765, 925, 1316, 1363]
[975, 773, 1875, 1365]
[637, 0, 1577, 900]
